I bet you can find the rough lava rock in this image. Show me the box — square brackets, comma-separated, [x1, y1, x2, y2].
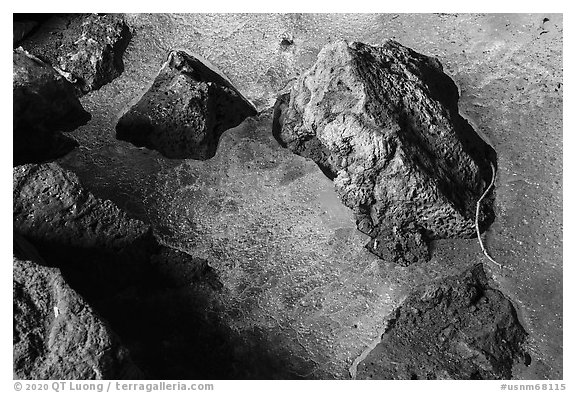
[13, 162, 150, 250]
[55, 14, 131, 94]
[13, 162, 155, 298]
[274, 40, 497, 265]
[12, 162, 226, 378]
[356, 264, 528, 380]
[115, 50, 257, 159]
[13, 48, 90, 165]
[21, 13, 131, 95]
[13, 237, 141, 379]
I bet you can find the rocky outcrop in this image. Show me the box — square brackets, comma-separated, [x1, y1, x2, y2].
[274, 40, 497, 265]
[356, 264, 528, 380]
[20, 13, 131, 94]
[13, 237, 141, 379]
[13, 48, 90, 165]
[115, 50, 257, 159]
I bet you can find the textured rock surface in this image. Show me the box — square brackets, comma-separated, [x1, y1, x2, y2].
[13, 48, 90, 165]
[13, 162, 154, 298]
[356, 264, 527, 380]
[115, 50, 257, 159]
[275, 40, 497, 265]
[13, 238, 141, 379]
[13, 162, 150, 249]
[20, 14, 561, 379]
[20, 13, 131, 94]
[12, 162, 226, 379]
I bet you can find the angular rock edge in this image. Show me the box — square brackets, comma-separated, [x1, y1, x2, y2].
[356, 263, 529, 380]
[13, 47, 91, 165]
[273, 40, 497, 265]
[13, 234, 142, 379]
[56, 13, 132, 94]
[19, 13, 132, 95]
[115, 50, 257, 160]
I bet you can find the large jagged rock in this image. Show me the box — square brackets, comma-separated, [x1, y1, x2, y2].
[274, 40, 497, 265]
[13, 237, 141, 379]
[13, 48, 90, 165]
[13, 162, 154, 298]
[356, 264, 528, 380]
[13, 162, 226, 378]
[115, 50, 257, 159]
[13, 162, 150, 249]
[20, 13, 131, 94]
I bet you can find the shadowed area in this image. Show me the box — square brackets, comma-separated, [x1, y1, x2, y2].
[14, 13, 561, 379]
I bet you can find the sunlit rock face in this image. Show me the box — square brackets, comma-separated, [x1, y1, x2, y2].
[275, 40, 497, 265]
[115, 50, 257, 160]
[13, 243, 141, 380]
[20, 13, 131, 95]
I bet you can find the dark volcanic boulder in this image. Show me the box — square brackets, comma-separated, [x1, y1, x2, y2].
[55, 14, 131, 94]
[13, 162, 150, 250]
[13, 162, 226, 378]
[13, 48, 90, 165]
[115, 50, 257, 159]
[274, 40, 497, 265]
[13, 242, 141, 379]
[13, 162, 154, 298]
[21, 13, 131, 94]
[356, 264, 528, 380]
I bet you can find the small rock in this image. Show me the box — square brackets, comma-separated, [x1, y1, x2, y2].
[13, 48, 90, 165]
[13, 241, 141, 379]
[356, 264, 528, 379]
[274, 40, 497, 265]
[20, 13, 131, 94]
[56, 14, 131, 94]
[116, 50, 257, 159]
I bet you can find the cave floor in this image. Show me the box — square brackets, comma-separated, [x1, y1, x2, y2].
[47, 13, 561, 379]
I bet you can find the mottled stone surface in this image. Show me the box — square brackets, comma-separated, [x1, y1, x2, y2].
[356, 264, 527, 380]
[13, 238, 141, 379]
[19, 13, 561, 380]
[13, 48, 90, 165]
[115, 50, 257, 159]
[13, 162, 149, 249]
[20, 13, 131, 94]
[13, 162, 154, 298]
[275, 40, 497, 265]
[12, 162, 227, 379]
[57, 14, 130, 94]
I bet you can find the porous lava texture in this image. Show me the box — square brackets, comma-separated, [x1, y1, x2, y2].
[13, 236, 141, 379]
[13, 48, 90, 165]
[13, 162, 227, 378]
[13, 162, 154, 298]
[20, 13, 131, 94]
[115, 50, 257, 159]
[274, 40, 497, 265]
[356, 264, 528, 380]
